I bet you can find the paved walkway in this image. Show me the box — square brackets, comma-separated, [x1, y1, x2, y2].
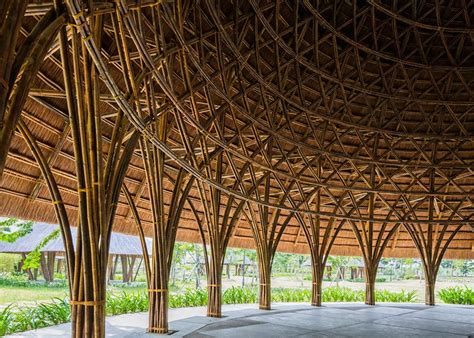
[9, 303, 474, 337]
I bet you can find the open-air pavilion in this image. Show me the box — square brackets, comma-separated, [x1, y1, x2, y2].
[0, 0, 473, 337]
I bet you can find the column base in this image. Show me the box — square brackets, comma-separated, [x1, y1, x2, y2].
[147, 327, 168, 334]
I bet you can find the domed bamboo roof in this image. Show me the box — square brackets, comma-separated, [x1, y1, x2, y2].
[0, 0, 472, 259]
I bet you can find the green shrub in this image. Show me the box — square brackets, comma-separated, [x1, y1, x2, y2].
[375, 289, 417, 302]
[0, 299, 71, 335]
[106, 292, 148, 315]
[323, 286, 364, 302]
[273, 288, 311, 302]
[169, 288, 208, 308]
[0, 305, 15, 336]
[0, 273, 67, 288]
[403, 274, 418, 280]
[438, 286, 474, 305]
[223, 286, 258, 304]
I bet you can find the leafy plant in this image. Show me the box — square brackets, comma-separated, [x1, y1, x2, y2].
[375, 289, 417, 302]
[223, 286, 258, 304]
[0, 305, 15, 336]
[106, 292, 148, 315]
[323, 286, 364, 302]
[0, 218, 33, 243]
[22, 229, 60, 270]
[438, 286, 474, 305]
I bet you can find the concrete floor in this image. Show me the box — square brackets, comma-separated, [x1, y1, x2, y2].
[9, 303, 474, 337]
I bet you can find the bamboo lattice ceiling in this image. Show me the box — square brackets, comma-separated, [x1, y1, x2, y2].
[0, 0, 473, 259]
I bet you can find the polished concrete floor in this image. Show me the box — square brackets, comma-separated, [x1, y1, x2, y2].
[10, 303, 474, 337]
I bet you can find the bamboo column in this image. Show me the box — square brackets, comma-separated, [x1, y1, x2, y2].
[403, 156, 466, 306]
[423, 264, 437, 306]
[245, 199, 287, 311]
[364, 262, 378, 305]
[207, 249, 223, 317]
[141, 138, 194, 333]
[192, 191, 244, 318]
[404, 222, 464, 306]
[122, 108, 195, 333]
[108, 7, 196, 332]
[17, 4, 141, 335]
[301, 199, 345, 307]
[347, 161, 401, 306]
[310, 260, 324, 307]
[257, 252, 272, 310]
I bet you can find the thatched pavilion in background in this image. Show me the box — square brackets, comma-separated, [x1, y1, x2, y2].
[0, 222, 152, 283]
[0, 0, 473, 336]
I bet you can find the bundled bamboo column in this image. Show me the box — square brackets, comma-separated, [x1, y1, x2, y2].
[257, 253, 271, 310]
[403, 168, 465, 306]
[244, 157, 295, 311]
[207, 249, 223, 317]
[424, 266, 436, 306]
[348, 164, 401, 307]
[123, 118, 194, 333]
[364, 263, 378, 305]
[299, 191, 346, 307]
[310, 255, 324, 307]
[54, 6, 139, 335]
[195, 196, 243, 318]
[148, 238, 170, 333]
[404, 223, 463, 306]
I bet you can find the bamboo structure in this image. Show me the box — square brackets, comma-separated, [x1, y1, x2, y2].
[300, 211, 346, 306]
[404, 221, 464, 305]
[0, 0, 474, 336]
[132, 135, 194, 333]
[0, 1, 65, 180]
[12, 2, 139, 336]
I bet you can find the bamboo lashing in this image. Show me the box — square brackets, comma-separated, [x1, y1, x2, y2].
[70, 300, 105, 306]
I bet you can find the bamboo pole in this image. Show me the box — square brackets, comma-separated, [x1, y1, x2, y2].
[258, 255, 271, 310]
[0, 4, 65, 180]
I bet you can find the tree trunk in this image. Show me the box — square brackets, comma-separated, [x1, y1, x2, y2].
[128, 257, 136, 282]
[47, 252, 55, 281]
[207, 260, 222, 317]
[40, 252, 50, 282]
[109, 255, 118, 281]
[258, 258, 271, 310]
[121, 255, 129, 283]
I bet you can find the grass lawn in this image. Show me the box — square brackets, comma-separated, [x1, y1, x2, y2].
[0, 284, 68, 304]
[0, 283, 149, 305]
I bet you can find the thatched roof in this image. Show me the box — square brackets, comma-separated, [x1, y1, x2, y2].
[0, 222, 152, 256]
[0, 0, 473, 261]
